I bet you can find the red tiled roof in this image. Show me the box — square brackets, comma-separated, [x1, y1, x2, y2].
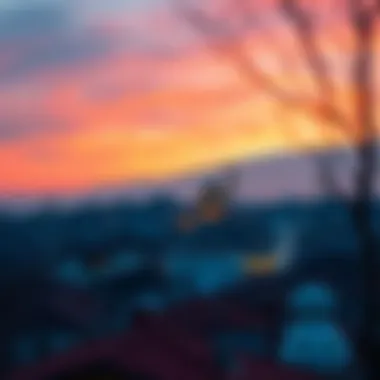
[5, 298, 317, 380]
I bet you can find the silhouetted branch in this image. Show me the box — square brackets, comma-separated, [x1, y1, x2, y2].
[280, 0, 351, 131]
[281, 1, 333, 98]
[176, 0, 357, 135]
[279, 0, 354, 197]
[177, 3, 300, 106]
[176, 3, 294, 102]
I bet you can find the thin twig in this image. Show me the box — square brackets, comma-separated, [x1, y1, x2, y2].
[176, 4, 293, 102]
[176, 1, 353, 129]
[280, 0, 352, 133]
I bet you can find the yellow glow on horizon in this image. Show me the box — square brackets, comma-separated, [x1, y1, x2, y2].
[1, 11, 380, 197]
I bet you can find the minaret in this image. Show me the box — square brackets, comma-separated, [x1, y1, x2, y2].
[196, 180, 227, 223]
[177, 166, 240, 230]
[197, 166, 240, 224]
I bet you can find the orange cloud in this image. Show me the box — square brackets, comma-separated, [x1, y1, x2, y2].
[1, 6, 379, 198]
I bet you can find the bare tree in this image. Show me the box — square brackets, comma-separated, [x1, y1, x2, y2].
[174, 0, 379, 377]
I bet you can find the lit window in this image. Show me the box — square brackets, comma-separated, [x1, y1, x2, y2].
[242, 253, 278, 276]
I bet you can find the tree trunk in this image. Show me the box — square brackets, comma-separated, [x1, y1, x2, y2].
[349, 5, 379, 377]
[350, 141, 379, 380]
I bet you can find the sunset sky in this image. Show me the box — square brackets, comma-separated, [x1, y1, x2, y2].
[0, 0, 379, 199]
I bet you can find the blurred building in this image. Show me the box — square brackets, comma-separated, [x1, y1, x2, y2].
[278, 282, 355, 375]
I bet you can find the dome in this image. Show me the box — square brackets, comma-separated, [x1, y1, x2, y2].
[287, 282, 337, 313]
[278, 321, 354, 373]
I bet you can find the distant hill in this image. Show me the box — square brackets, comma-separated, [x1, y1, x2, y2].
[104, 144, 378, 204]
[1, 144, 380, 210]
[57, 144, 380, 206]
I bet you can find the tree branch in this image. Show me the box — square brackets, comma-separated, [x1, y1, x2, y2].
[281, 1, 333, 97]
[176, 3, 293, 102]
[279, 0, 363, 198]
[176, 1, 354, 131]
[280, 0, 352, 132]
